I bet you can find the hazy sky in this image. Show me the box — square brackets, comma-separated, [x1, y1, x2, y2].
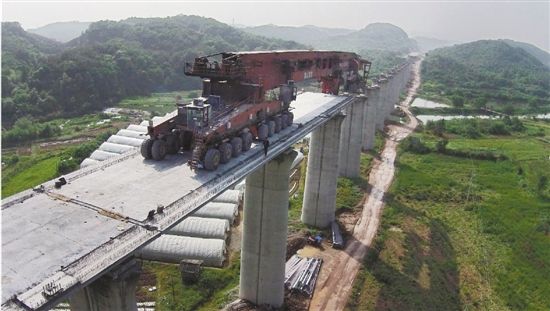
[3, 1, 549, 50]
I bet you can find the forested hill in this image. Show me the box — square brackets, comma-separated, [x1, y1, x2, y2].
[28, 21, 92, 43]
[243, 24, 354, 46]
[421, 40, 550, 113]
[315, 23, 417, 54]
[1, 16, 304, 126]
[2, 22, 63, 72]
[501, 39, 550, 68]
[244, 22, 417, 54]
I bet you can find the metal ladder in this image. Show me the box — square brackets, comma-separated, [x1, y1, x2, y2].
[189, 134, 205, 170]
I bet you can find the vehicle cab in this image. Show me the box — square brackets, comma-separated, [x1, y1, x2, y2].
[185, 98, 212, 130]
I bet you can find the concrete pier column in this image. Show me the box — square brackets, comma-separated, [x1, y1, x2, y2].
[70, 259, 140, 311]
[338, 96, 366, 178]
[301, 114, 345, 228]
[239, 150, 298, 308]
[387, 74, 397, 113]
[363, 86, 379, 151]
[375, 79, 388, 131]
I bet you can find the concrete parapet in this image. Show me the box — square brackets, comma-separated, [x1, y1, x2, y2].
[338, 97, 366, 178]
[239, 150, 298, 308]
[302, 114, 345, 228]
[70, 259, 141, 311]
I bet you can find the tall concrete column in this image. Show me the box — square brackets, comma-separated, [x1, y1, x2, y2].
[363, 86, 379, 151]
[376, 79, 388, 131]
[239, 150, 297, 308]
[70, 259, 140, 311]
[387, 73, 397, 114]
[338, 96, 366, 178]
[301, 114, 345, 228]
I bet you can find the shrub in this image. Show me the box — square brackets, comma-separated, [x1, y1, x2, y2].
[435, 139, 448, 153]
[402, 137, 430, 154]
[488, 122, 509, 135]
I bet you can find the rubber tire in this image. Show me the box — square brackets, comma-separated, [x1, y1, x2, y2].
[219, 143, 232, 164]
[257, 124, 269, 141]
[273, 116, 282, 133]
[285, 112, 294, 126]
[140, 138, 154, 159]
[257, 109, 267, 122]
[164, 134, 179, 154]
[230, 137, 243, 157]
[268, 120, 276, 137]
[241, 132, 253, 151]
[151, 139, 167, 161]
[203, 148, 220, 171]
[280, 114, 289, 129]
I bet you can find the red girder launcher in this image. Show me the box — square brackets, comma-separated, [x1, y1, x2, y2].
[140, 50, 371, 171]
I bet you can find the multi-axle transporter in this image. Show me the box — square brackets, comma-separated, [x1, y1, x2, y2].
[140, 50, 371, 170]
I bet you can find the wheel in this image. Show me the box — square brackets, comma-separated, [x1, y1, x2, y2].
[219, 143, 232, 164]
[273, 116, 282, 133]
[280, 114, 289, 129]
[151, 139, 167, 161]
[203, 148, 220, 171]
[257, 124, 269, 141]
[230, 137, 243, 157]
[140, 138, 154, 159]
[257, 110, 267, 121]
[241, 132, 253, 151]
[268, 120, 276, 137]
[164, 134, 179, 154]
[285, 112, 294, 126]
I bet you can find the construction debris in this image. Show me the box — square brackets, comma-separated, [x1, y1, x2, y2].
[284, 255, 322, 297]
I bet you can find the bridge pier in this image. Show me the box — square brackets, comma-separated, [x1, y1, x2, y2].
[363, 86, 379, 151]
[338, 96, 366, 178]
[387, 73, 397, 116]
[301, 114, 345, 228]
[70, 259, 140, 311]
[239, 150, 298, 307]
[375, 78, 388, 131]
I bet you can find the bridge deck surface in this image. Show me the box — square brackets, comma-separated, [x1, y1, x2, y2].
[1, 92, 356, 310]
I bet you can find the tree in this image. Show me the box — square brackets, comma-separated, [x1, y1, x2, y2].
[451, 95, 465, 107]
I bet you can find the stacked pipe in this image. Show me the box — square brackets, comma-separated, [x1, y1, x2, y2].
[284, 255, 323, 297]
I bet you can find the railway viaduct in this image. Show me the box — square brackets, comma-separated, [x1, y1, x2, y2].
[1, 57, 416, 311]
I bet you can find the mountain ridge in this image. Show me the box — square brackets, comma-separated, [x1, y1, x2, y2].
[27, 21, 92, 43]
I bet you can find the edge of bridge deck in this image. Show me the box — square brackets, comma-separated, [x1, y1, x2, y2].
[1, 92, 359, 311]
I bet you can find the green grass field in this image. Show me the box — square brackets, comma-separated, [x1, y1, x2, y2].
[348, 121, 550, 310]
[118, 90, 200, 115]
[1, 155, 59, 197]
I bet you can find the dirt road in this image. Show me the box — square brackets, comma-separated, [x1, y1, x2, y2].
[309, 60, 422, 311]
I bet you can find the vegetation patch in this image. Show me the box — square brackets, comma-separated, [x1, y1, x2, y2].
[420, 40, 550, 114]
[348, 120, 550, 310]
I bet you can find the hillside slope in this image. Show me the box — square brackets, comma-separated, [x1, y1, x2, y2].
[28, 21, 92, 43]
[243, 24, 354, 46]
[501, 39, 550, 68]
[420, 40, 550, 113]
[244, 22, 417, 54]
[1, 16, 303, 126]
[316, 23, 417, 53]
[413, 36, 456, 53]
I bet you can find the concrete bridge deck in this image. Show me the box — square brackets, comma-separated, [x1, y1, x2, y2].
[1, 92, 357, 311]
